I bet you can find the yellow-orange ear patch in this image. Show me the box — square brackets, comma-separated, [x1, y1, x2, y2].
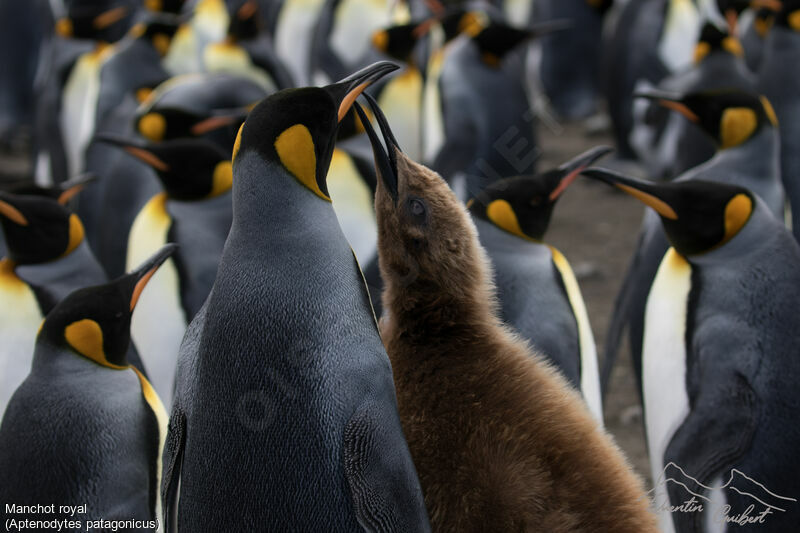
[790, 10, 800, 32]
[63, 214, 85, 256]
[459, 12, 487, 37]
[616, 184, 678, 220]
[372, 30, 389, 51]
[211, 161, 233, 196]
[487, 199, 530, 240]
[152, 33, 171, 56]
[0, 200, 28, 226]
[65, 319, 108, 366]
[56, 18, 73, 38]
[722, 193, 752, 244]
[720, 107, 757, 149]
[145, 0, 163, 11]
[139, 112, 167, 141]
[721, 37, 744, 57]
[274, 124, 330, 201]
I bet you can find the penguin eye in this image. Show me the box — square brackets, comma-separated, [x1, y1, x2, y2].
[406, 197, 427, 225]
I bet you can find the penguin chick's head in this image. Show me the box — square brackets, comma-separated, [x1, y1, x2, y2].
[634, 89, 778, 149]
[55, 3, 133, 42]
[38, 244, 176, 368]
[468, 146, 612, 242]
[95, 134, 233, 201]
[354, 94, 491, 304]
[581, 168, 755, 256]
[0, 188, 90, 265]
[232, 61, 399, 201]
[693, 22, 743, 63]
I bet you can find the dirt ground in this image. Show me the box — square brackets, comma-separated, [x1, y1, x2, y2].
[537, 119, 652, 486]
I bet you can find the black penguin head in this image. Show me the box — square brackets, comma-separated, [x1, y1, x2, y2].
[372, 22, 426, 63]
[226, 0, 262, 41]
[582, 168, 755, 256]
[457, 11, 571, 68]
[774, 0, 800, 30]
[127, 12, 182, 56]
[94, 134, 233, 201]
[693, 22, 743, 63]
[467, 146, 612, 242]
[231, 61, 399, 201]
[135, 106, 248, 149]
[38, 244, 176, 368]
[144, 0, 187, 14]
[634, 89, 778, 149]
[55, 2, 135, 42]
[8, 174, 96, 206]
[0, 185, 91, 265]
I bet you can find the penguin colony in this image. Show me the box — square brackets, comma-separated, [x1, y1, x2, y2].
[0, 0, 798, 532]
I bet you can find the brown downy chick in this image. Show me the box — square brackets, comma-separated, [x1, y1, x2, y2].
[354, 96, 658, 532]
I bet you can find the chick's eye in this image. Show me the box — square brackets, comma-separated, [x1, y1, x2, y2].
[407, 197, 427, 224]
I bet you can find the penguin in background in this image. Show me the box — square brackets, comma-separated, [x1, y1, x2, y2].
[78, 13, 183, 251]
[0, 245, 176, 529]
[583, 169, 800, 533]
[535, 0, 608, 119]
[466, 146, 612, 423]
[0, 184, 148, 415]
[757, 0, 800, 242]
[272, 0, 329, 85]
[630, 21, 756, 180]
[310, 0, 400, 86]
[162, 62, 430, 532]
[602, 89, 783, 396]
[431, 11, 568, 200]
[93, 134, 234, 407]
[717, 0, 777, 72]
[90, 74, 261, 280]
[162, 0, 229, 76]
[202, 0, 295, 91]
[33, 0, 136, 186]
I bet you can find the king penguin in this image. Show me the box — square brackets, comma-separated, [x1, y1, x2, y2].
[93, 134, 234, 407]
[602, 89, 783, 396]
[757, 0, 800, 242]
[466, 146, 611, 423]
[0, 185, 137, 416]
[583, 168, 800, 533]
[0, 245, 175, 529]
[161, 61, 430, 532]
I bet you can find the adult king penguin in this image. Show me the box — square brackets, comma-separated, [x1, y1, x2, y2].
[758, 0, 800, 242]
[94, 134, 234, 407]
[466, 146, 612, 423]
[161, 62, 430, 532]
[583, 169, 800, 533]
[602, 89, 783, 395]
[0, 245, 176, 528]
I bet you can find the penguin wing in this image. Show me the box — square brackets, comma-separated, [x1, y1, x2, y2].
[161, 407, 186, 533]
[343, 400, 431, 533]
[663, 373, 757, 532]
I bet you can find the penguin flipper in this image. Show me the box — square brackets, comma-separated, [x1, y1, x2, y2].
[161, 408, 186, 533]
[663, 374, 757, 531]
[343, 401, 431, 533]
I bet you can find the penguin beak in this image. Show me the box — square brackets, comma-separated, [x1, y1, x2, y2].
[353, 93, 401, 203]
[190, 110, 248, 136]
[580, 168, 679, 220]
[93, 6, 129, 30]
[0, 193, 29, 227]
[633, 89, 699, 123]
[549, 146, 613, 201]
[725, 9, 740, 37]
[326, 61, 400, 123]
[58, 173, 97, 205]
[94, 133, 170, 172]
[128, 243, 177, 312]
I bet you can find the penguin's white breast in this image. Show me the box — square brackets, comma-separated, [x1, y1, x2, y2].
[643, 247, 692, 533]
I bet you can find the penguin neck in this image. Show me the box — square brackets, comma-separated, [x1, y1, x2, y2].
[473, 216, 550, 253]
[229, 152, 340, 255]
[708, 124, 778, 176]
[689, 198, 779, 265]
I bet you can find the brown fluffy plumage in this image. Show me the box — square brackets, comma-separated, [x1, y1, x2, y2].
[376, 152, 658, 532]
